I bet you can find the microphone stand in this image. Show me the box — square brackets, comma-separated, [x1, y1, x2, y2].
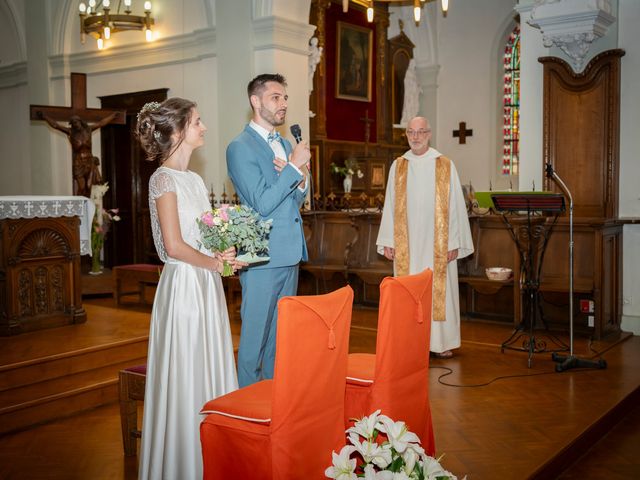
[546, 164, 607, 372]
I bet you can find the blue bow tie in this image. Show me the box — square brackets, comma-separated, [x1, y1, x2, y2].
[267, 131, 281, 143]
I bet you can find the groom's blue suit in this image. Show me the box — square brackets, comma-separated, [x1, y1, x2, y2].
[227, 125, 308, 387]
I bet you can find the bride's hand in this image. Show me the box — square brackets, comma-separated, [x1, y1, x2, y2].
[217, 247, 248, 273]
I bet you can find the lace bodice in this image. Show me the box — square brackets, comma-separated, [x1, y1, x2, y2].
[148, 167, 212, 263]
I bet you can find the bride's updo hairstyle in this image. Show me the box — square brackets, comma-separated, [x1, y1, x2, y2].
[136, 97, 197, 163]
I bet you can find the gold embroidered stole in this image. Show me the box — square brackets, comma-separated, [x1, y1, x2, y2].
[393, 155, 450, 321]
[432, 156, 451, 321]
[393, 157, 410, 276]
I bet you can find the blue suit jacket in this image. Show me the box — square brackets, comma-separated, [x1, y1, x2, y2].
[226, 125, 308, 269]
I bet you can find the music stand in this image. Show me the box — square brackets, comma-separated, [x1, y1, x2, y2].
[544, 164, 607, 372]
[491, 192, 569, 367]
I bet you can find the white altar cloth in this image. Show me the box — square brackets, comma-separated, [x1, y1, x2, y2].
[0, 196, 95, 255]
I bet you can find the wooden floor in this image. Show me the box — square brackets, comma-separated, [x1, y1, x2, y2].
[1, 276, 639, 479]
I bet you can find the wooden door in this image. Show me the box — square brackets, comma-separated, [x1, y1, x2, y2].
[99, 89, 168, 267]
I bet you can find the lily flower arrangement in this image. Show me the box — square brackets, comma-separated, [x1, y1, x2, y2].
[330, 157, 364, 179]
[326, 410, 460, 480]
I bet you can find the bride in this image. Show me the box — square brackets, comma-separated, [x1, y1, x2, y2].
[136, 98, 242, 479]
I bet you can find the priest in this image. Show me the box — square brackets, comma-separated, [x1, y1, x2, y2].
[377, 116, 474, 358]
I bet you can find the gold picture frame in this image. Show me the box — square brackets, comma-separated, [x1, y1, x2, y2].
[336, 21, 373, 102]
[370, 163, 386, 190]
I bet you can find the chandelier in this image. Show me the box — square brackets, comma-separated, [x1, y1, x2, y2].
[78, 0, 155, 50]
[342, 0, 449, 24]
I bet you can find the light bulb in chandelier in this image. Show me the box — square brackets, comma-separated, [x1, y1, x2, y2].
[442, 0, 449, 14]
[79, 0, 156, 48]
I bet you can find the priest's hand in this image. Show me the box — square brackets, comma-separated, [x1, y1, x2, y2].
[447, 249, 459, 263]
[383, 246, 395, 260]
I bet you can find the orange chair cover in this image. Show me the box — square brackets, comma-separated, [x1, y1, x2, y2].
[345, 269, 435, 455]
[200, 286, 354, 479]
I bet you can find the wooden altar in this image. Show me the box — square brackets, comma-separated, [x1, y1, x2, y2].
[0, 197, 92, 335]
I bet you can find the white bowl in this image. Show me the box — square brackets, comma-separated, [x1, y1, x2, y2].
[485, 267, 513, 281]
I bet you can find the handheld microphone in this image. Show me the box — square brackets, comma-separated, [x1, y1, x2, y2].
[290, 124, 302, 144]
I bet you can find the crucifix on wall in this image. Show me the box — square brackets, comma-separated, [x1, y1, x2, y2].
[30, 72, 126, 197]
[453, 121, 473, 144]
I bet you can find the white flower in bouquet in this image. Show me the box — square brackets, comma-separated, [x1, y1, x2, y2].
[325, 445, 357, 480]
[327, 410, 461, 480]
[197, 204, 272, 276]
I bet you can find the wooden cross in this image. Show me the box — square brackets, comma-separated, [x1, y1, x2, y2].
[360, 109, 373, 155]
[453, 121, 473, 144]
[30, 72, 125, 125]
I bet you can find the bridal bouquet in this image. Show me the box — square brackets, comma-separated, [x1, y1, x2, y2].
[197, 204, 272, 276]
[326, 410, 460, 480]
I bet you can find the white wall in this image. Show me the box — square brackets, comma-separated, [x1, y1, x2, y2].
[618, 0, 640, 333]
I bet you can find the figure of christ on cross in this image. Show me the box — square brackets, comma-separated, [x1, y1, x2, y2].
[30, 73, 125, 198]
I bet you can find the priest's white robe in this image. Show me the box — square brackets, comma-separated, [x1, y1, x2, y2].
[376, 147, 474, 352]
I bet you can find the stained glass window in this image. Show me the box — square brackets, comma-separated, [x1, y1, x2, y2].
[502, 24, 520, 176]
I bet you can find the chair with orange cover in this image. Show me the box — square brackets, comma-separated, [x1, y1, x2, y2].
[200, 285, 354, 479]
[344, 269, 435, 455]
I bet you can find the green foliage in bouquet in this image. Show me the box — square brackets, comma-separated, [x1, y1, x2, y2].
[197, 204, 272, 276]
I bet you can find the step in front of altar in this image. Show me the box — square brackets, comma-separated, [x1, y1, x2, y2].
[0, 336, 148, 436]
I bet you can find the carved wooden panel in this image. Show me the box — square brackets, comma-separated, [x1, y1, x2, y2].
[541, 49, 624, 219]
[0, 217, 86, 335]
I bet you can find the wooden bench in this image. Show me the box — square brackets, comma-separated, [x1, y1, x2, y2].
[346, 213, 393, 304]
[118, 364, 147, 456]
[112, 264, 163, 305]
[300, 212, 357, 294]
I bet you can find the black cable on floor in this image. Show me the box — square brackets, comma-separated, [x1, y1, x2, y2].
[428, 363, 605, 388]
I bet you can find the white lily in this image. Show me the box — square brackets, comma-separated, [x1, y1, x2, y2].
[401, 447, 419, 474]
[363, 464, 395, 480]
[421, 454, 449, 479]
[349, 434, 392, 468]
[377, 415, 421, 453]
[325, 445, 357, 480]
[347, 409, 382, 440]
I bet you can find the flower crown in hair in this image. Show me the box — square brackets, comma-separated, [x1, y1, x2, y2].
[137, 101, 161, 120]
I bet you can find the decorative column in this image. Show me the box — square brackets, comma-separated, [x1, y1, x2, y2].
[252, 0, 317, 144]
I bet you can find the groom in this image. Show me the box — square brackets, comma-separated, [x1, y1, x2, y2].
[226, 73, 311, 387]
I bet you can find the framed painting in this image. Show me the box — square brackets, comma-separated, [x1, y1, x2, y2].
[336, 21, 373, 102]
[370, 163, 386, 190]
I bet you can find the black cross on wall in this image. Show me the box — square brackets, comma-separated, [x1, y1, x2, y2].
[453, 121, 473, 144]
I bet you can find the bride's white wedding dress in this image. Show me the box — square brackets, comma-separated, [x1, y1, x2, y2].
[139, 166, 238, 480]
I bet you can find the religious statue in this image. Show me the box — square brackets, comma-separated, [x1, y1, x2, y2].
[308, 37, 323, 95]
[400, 59, 422, 127]
[38, 111, 118, 198]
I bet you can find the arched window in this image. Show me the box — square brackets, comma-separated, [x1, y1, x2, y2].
[502, 24, 520, 176]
